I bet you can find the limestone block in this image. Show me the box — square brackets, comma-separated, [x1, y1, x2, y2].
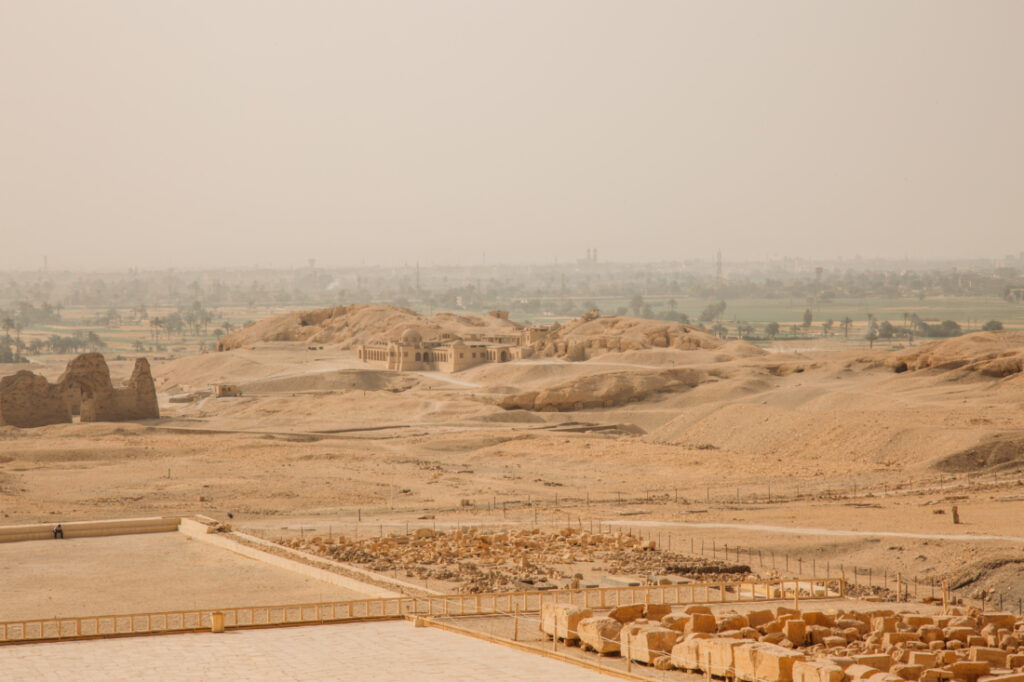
[839, 619, 870, 635]
[645, 604, 673, 621]
[777, 607, 801, 619]
[734, 642, 806, 682]
[653, 655, 674, 670]
[700, 637, 748, 677]
[623, 625, 678, 665]
[824, 636, 849, 649]
[577, 617, 622, 654]
[662, 614, 690, 632]
[945, 627, 975, 642]
[785, 620, 808, 646]
[608, 603, 645, 624]
[949, 661, 992, 682]
[762, 632, 788, 644]
[793, 659, 845, 682]
[540, 603, 592, 641]
[891, 664, 924, 680]
[919, 669, 953, 682]
[686, 613, 718, 635]
[874, 618, 900, 634]
[804, 612, 836, 627]
[686, 605, 714, 616]
[908, 652, 936, 668]
[969, 636, 989, 648]
[720, 614, 751, 631]
[918, 626, 943, 643]
[903, 616, 933, 629]
[1006, 654, 1024, 668]
[672, 638, 705, 671]
[927, 641, 945, 651]
[763, 620, 786, 634]
[971, 648, 1008, 667]
[741, 627, 763, 640]
[843, 628, 864, 642]
[884, 633, 921, 648]
[748, 610, 776, 628]
[844, 665, 882, 682]
[977, 675, 1024, 682]
[851, 655, 893, 672]
[981, 614, 1017, 630]
[808, 626, 833, 645]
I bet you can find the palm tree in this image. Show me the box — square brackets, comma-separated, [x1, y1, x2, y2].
[841, 317, 853, 338]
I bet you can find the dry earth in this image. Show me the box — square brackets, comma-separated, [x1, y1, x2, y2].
[2, 310, 1023, 614]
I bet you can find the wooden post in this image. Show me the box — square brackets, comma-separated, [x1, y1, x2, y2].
[514, 605, 519, 641]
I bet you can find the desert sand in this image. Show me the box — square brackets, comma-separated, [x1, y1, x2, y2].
[2, 308, 1023, 614]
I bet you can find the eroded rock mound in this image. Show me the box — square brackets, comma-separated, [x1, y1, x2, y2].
[0, 371, 72, 428]
[886, 331, 1024, 377]
[216, 304, 520, 351]
[498, 368, 703, 411]
[0, 354, 159, 428]
[534, 315, 722, 360]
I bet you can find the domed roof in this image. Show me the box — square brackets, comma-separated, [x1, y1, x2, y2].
[400, 328, 423, 343]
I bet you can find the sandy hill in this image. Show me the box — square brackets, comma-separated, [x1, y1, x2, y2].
[886, 331, 1024, 378]
[216, 305, 519, 351]
[536, 315, 723, 359]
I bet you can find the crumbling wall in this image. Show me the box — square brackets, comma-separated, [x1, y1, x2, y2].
[57, 353, 159, 422]
[0, 371, 71, 427]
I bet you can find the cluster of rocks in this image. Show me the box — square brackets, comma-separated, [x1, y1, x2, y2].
[279, 526, 748, 593]
[542, 603, 1024, 681]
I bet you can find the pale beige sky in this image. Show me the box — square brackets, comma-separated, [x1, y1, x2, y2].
[1, 1, 1021, 270]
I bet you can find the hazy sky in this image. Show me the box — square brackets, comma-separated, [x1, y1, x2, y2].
[2, 1, 1022, 270]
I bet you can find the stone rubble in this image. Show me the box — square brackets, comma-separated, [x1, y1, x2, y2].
[280, 526, 751, 593]
[544, 602, 1024, 682]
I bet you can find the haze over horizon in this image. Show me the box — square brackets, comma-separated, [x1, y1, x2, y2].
[2, 1, 1022, 271]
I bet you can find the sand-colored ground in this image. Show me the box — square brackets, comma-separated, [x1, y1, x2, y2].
[2, 312, 1024, 615]
[0, 532, 372, 621]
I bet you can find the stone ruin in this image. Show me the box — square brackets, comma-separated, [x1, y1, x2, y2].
[542, 602, 1024, 681]
[0, 353, 159, 428]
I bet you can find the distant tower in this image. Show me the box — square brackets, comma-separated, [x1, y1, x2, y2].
[592, 248, 597, 263]
[415, 262, 420, 293]
[715, 251, 723, 280]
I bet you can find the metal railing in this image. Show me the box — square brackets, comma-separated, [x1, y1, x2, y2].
[0, 577, 843, 645]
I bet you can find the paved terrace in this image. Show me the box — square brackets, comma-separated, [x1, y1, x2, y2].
[0, 620, 608, 681]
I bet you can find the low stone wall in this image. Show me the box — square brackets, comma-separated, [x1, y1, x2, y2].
[0, 516, 180, 543]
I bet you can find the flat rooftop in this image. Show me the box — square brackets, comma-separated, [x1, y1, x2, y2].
[0, 533, 372, 621]
[0, 621, 608, 681]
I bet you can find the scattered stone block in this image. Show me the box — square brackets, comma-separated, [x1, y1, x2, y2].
[577, 617, 622, 655]
[919, 669, 954, 682]
[972, 648, 1008, 667]
[949, 661, 992, 682]
[686, 613, 718, 635]
[793, 659, 844, 682]
[748, 610, 776, 628]
[540, 603, 592, 642]
[980, 614, 1017, 630]
[700, 637, 748, 676]
[608, 603, 645, 624]
[785, 620, 808, 646]
[653, 655, 674, 671]
[645, 604, 672, 621]
[672, 638, 705, 671]
[662, 614, 690, 632]
[852, 655, 892, 672]
[884, 633, 921, 648]
[891, 664, 924, 681]
[845, 665, 883, 681]
[622, 625, 679, 665]
[874, 618, 900, 634]
[734, 642, 806, 682]
[908, 652, 937, 668]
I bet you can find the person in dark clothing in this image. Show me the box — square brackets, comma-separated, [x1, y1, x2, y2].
[52, 523, 64, 539]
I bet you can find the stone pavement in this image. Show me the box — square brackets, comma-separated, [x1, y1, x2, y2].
[0, 620, 608, 681]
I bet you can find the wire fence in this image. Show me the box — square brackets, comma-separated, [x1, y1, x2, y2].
[0, 578, 842, 646]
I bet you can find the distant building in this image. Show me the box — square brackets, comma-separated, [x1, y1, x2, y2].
[356, 326, 549, 373]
